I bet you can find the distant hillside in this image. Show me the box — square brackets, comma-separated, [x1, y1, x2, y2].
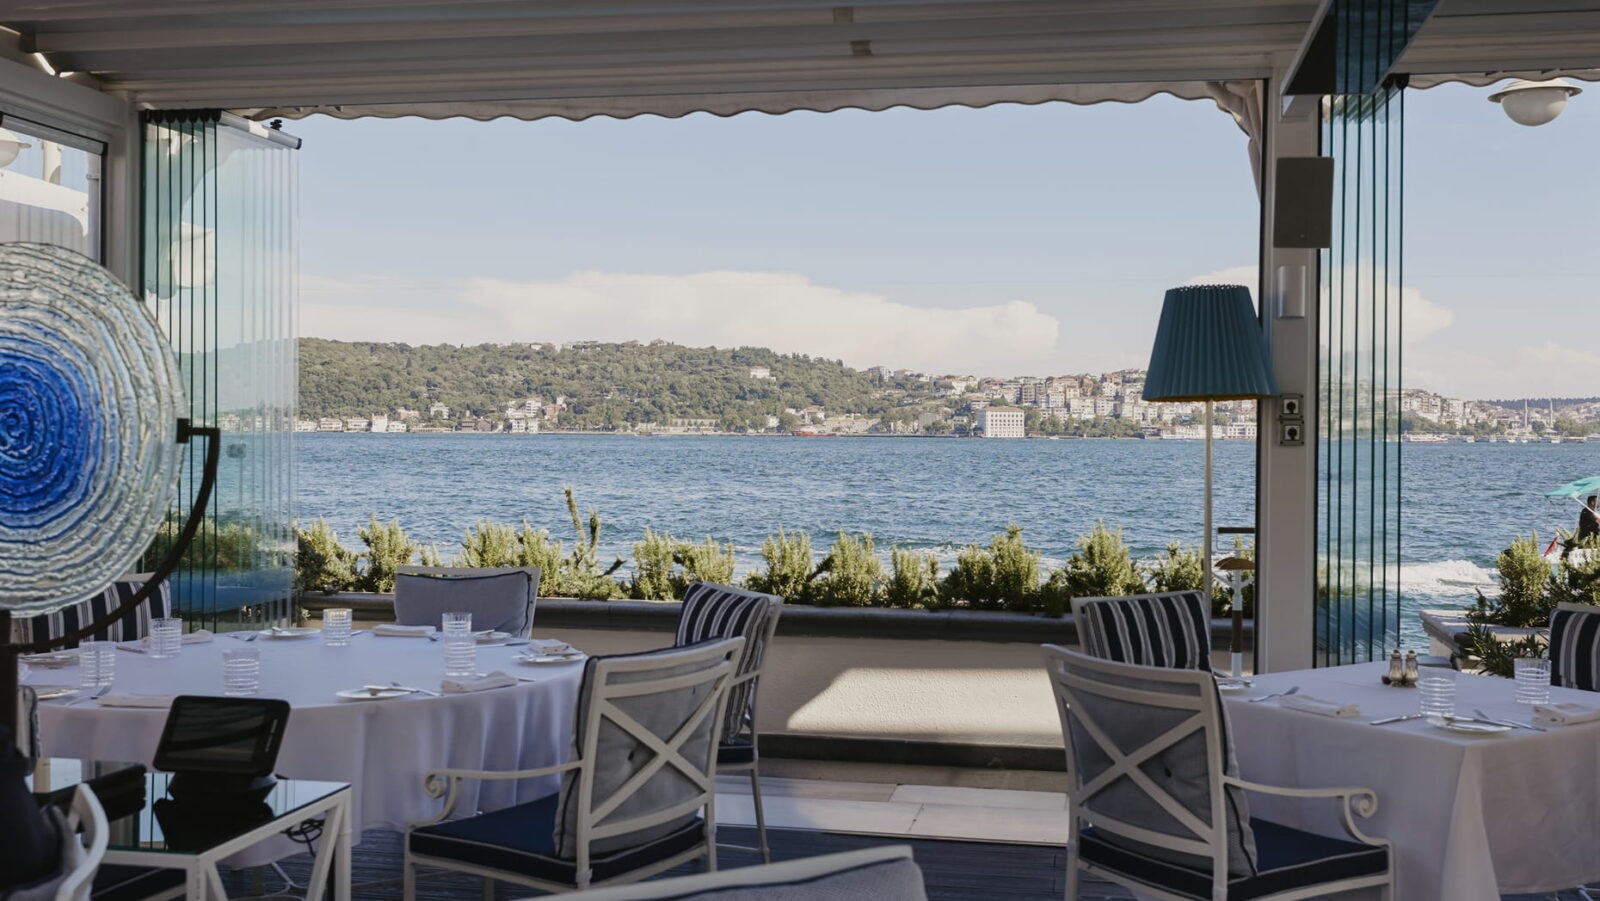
[297, 338, 920, 429]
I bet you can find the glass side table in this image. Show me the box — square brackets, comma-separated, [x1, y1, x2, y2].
[28, 758, 353, 901]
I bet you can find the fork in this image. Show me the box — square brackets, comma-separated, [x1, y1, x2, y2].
[1248, 686, 1300, 703]
[391, 680, 441, 697]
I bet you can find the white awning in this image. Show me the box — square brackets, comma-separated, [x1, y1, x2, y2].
[2, 1, 1317, 122]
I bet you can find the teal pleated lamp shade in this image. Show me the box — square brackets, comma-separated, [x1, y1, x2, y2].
[1144, 284, 1278, 402]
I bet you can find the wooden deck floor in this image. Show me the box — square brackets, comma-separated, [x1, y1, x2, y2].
[225, 826, 1137, 900]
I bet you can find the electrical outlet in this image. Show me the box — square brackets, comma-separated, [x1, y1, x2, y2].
[1280, 420, 1305, 446]
[1279, 394, 1303, 418]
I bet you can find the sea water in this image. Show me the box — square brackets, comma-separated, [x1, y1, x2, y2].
[297, 433, 1597, 647]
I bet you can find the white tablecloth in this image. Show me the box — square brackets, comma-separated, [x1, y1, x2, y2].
[28, 632, 587, 862]
[1226, 661, 1600, 900]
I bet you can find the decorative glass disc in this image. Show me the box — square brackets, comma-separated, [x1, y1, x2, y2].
[0, 243, 183, 615]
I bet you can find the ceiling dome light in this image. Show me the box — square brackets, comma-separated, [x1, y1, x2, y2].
[1489, 78, 1583, 126]
[0, 128, 32, 167]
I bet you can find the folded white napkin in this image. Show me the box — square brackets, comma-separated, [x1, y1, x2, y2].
[372, 623, 436, 637]
[522, 638, 580, 656]
[122, 629, 213, 651]
[442, 670, 517, 694]
[1533, 702, 1600, 725]
[97, 693, 177, 708]
[1280, 694, 1360, 718]
[20, 651, 77, 667]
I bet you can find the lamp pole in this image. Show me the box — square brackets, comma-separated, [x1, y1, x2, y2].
[1204, 399, 1214, 601]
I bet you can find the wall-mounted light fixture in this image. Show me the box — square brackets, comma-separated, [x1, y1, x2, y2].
[1275, 264, 1307, 319]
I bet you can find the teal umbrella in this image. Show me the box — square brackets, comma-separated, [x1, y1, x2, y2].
[1546, 477, 1600, 500]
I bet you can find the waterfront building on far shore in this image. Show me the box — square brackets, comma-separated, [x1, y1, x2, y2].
[977, 406, 1025, 438]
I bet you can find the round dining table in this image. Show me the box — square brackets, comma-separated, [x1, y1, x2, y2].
[28, 630, 587, 864]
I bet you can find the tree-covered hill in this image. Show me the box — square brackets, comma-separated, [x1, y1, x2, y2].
[297, 338, 925, 429]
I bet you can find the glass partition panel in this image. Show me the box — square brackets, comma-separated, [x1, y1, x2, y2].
[142, 112, 298, 629]
[1317, 84, 1404, 666]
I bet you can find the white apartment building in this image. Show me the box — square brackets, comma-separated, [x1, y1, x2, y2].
[977, 406, 1026, 438]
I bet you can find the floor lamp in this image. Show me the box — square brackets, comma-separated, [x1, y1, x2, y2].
[1143, 285, 1277, 670]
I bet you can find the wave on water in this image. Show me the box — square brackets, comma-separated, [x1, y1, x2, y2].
[1400, 559, 1497, 600]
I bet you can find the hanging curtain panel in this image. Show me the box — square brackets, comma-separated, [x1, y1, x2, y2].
[141, 111, 298, 630]
[1314, 0, 1409, 667]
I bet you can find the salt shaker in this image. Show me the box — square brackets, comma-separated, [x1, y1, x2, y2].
[1403, 650, 1419, 686]
[1385, 649, 1404, 685]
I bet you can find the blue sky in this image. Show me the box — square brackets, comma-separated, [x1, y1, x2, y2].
[293, 82, 1600, 399]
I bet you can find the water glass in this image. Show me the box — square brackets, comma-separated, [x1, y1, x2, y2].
[1514, 657, 1552, 705]
[223, 647, 262, 696]
[1418, 669, 1456, 718]
[322, 608, 353, 647]
[78, 641, 115, 689]
[150, 617, 183, 659]
[442, 612, 476, 678]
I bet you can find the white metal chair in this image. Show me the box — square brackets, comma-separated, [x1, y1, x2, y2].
[672, 581, 783, 863]
[55, 785, 109, 901]
[1042, 644, 1393, 901]
[393, 565, 540, 637]
[551, 845, 926, 900]
[1071, 590, 1212, 671]
[403, 637, 744, 897]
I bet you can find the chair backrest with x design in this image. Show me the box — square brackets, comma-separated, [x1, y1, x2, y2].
[553, 638, 744, 871]
[1042, 644, 1257, 884]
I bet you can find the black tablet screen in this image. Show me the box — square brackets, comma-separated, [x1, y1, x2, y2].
[153, 697, 289, 776]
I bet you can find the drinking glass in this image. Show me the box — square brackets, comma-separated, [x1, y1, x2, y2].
[79, 641, 115, 689]
[1418, 669, 1456, 718]
[442, 612, 476, 678]
[223, 647, 262, 696]
[150, 617, 183, 658]
[323, 608, 353, 647]
[1514, 657, 1552, 705]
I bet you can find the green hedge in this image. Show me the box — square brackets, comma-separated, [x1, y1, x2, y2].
[294, 491, 1255, 617]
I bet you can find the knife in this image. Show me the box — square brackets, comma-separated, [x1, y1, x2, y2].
[1369, 713, 1424, 725]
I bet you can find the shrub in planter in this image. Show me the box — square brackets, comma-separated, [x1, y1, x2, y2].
[630, 528, 677, 600]
[1055, 521, 1144, 602]
[941, 525, 1038, 611]
[885, 546, 940, 609]
[811, 532, 882, 607]
[746, 530, 814, 602]
[457, 520, 520, 568]
[1147, 542, 1203, 594]
[514, 523, 565, 598]
[355, 516, 423, 593]
[677, 536, 737, 592]
[294, 518, 356, 595]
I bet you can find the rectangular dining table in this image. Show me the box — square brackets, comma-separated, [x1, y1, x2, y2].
[1225, 661, 1600, 900]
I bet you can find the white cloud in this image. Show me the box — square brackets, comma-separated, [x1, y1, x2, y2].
[300, 270, 1061, 374]
[1185, 264, 1454, 347]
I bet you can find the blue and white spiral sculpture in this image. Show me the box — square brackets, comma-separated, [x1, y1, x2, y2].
[0, 243, 183, 616]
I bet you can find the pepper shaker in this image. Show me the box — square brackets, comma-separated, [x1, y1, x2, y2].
[1403, 650, 1419, 686]
[1385, 648, 1404, 685]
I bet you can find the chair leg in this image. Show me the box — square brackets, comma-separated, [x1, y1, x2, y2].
[401, 852, 416, 901]
[1063, 848, 1079, 901]
[748, 766, 771, 864]
[482, 876, 494, 901]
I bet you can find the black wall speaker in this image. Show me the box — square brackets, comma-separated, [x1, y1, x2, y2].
[1273, 157, 1334, 249]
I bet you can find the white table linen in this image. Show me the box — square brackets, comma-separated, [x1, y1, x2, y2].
[1227, 661, 1600, 900]
[29, 632, 587, 864]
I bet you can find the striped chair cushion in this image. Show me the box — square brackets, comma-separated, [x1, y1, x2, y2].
[11, 577, 172, 649]
[1549, 604, 1600, 692]
[674, 581, 778, 743]
[1077, 591, 1211, 671]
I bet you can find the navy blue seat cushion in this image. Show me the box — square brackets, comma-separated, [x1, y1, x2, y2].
[1079, 818, 1387, 900]
[409, 793, 705, 887]
[91, 865, 185, 901]
[717, 739, 755, 766]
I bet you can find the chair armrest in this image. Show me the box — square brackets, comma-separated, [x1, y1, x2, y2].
[1222, 776, 1387, 847]
[416, 760, 582, 826]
